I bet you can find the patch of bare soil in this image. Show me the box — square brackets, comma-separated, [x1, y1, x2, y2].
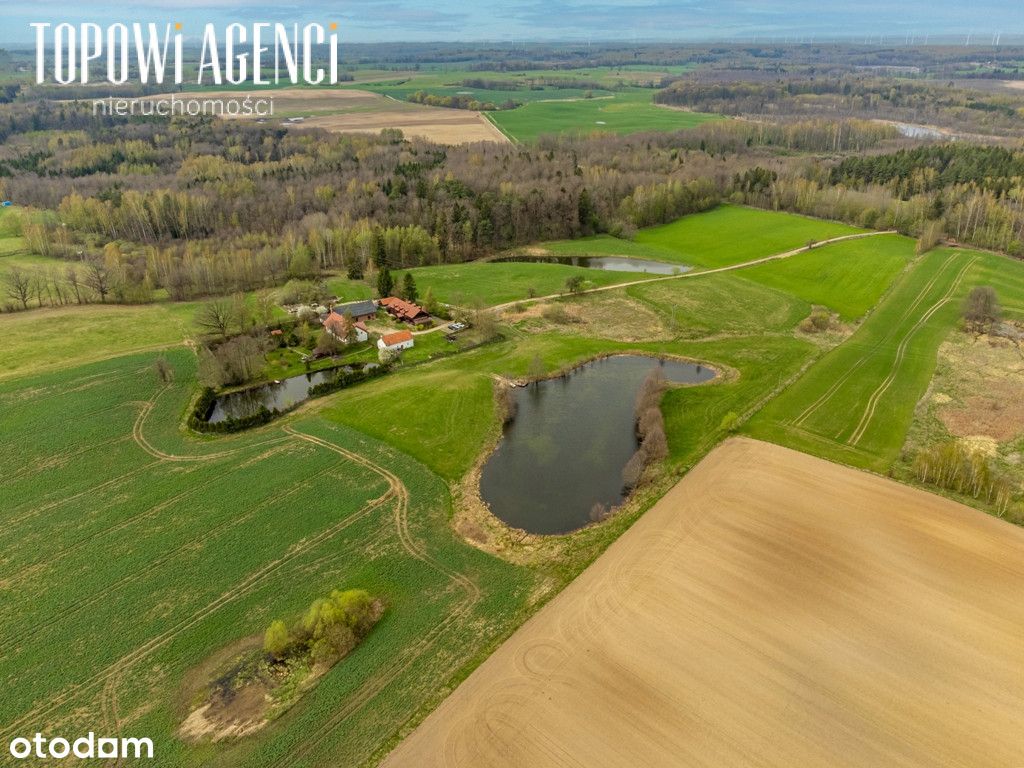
[935, 333, 1024, 443]
[506, 294, 672, 342]
[384, 438, 1024, 768]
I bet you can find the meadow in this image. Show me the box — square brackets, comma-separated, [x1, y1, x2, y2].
[737, 233, 915, 320]
[394, 261, 660, 308]
[538, 205, 865, 268]
[746, 247, 979, 470]
[633, 205, 865, 268]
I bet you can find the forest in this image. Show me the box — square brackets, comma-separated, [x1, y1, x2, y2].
[4, 72, 1024, 311]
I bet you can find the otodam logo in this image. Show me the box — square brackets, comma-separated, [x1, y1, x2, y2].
[9, 732, 154, 760]
[30, 22, 341, 86]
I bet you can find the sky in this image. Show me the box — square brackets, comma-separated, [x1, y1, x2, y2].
[3, 0, 1023, 46]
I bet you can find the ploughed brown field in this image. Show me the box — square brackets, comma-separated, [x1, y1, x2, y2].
[146, 89, 508, 145]
[383, 437, 1024, 768]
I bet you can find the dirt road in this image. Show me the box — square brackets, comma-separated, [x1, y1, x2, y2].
[382, 437, 1024, 768]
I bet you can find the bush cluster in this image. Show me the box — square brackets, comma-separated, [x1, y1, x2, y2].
[264, 589, 381, 666]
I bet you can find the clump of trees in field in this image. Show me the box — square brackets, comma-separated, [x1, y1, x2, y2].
[912, 441, 1018, 516]
[264, 589, 382, 666]
[623, 367, 670, 490]
[962, 286, 1001, 333]
[799, 306, 836, 334]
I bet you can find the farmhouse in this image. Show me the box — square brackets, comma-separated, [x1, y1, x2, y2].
[331, 299, 378, 323]
[378, 330, 415, 352]
[324, 314, 369, 344]
[379, 297, 431, 325]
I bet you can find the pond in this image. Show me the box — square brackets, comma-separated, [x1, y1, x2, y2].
[495, 254, 687, 276]
[206, 364, 377, 423]
[479, 355, 715, 535]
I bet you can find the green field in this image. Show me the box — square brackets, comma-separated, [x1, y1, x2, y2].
[5, 202, 1021, 767]
[487, 90, 718, 143]
[746, 247, 979, 470]
[0, 302, 200, 381]
[396, 261, 659, 307]
[537, 205, 866, 269]
[634, 205, 865, 268]
[737, 233, 915, 320]
[0, 349, 538, 768]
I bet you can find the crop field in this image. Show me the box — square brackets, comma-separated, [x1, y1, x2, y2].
[0, 349, 538, 768]
[342, 68, 714, 143]
[486, 90, 719, 143]
[0, 302, 201, 381]
[382, 437, 1024, 768]
[146, 88, 508, 145]
[746, 247, 979, 470]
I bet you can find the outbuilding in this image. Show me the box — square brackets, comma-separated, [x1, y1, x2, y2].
[377, 330, 415, 352]
[331, 299, 378, 323]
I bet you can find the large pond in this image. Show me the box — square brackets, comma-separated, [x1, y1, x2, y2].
[495, 254, 687, 276]
[206, 364, 377, 423]
[479, 355, 715, 535]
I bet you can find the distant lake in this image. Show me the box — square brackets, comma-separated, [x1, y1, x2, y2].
[206, 364, 377, 423]
[479, 355, 715, 535]
[496, 254, 687, 276]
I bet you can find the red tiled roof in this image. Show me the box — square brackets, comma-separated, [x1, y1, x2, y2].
[380, 330, 413, 346]
[379, 296, 429, 322]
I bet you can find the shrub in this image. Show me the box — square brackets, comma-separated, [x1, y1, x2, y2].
[264, 620, 293, 660]
[263, 589, 381, 668]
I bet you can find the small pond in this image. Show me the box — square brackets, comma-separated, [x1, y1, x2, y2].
[496, 254, 687, 276]
[206, 364, 378, 423]
[479, 355, 715, 535]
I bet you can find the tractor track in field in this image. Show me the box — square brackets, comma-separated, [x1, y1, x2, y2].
[0, 438, 316, 591]
[278, 427, 482, 768]
[131, 387, 291, 463]
[0, 487, 396, 744]
[790, 250, 960, 429]
[846, 256, 977, 446]
[0, 460, 354, 647]
[5, 433, 133, 483]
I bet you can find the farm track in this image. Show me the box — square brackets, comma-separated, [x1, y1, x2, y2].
[790, 250, 960, 428]
[846, 256, 977, 446]
[279, 427, 482, 768]
[131, 387, 291, 463]
[487, 230, 895, 313]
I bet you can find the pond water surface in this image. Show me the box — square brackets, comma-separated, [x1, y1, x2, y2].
[206, 364, 377, 423]
[479, 355, 715, 535]
[496, 254, 687, 276]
